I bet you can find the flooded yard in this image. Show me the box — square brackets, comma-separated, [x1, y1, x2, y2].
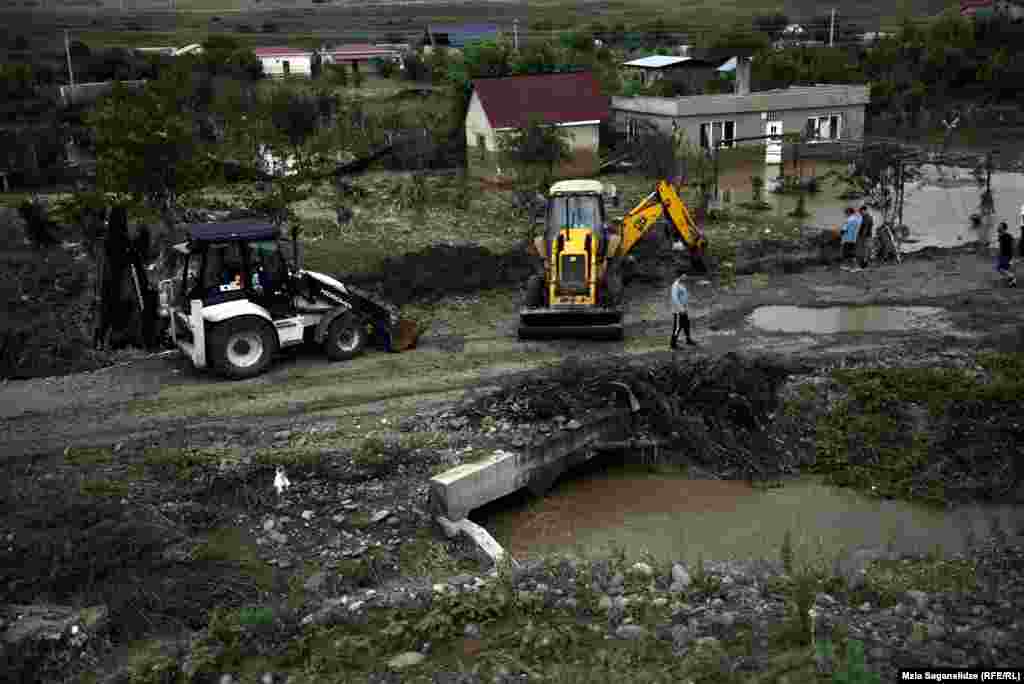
[478, 467, 1024, 565]
[715, 159, 1024, 252]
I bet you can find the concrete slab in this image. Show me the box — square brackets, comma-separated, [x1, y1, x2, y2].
[428, 408, 635, 520]
[436, 515, 516, 567]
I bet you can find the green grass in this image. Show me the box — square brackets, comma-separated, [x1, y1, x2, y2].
[192, 526, 275, 591]
[63, 446, 115, 466]
[141, 446, 238, 479]
[859, 555, 978, 607]
[811, 353, 1024, 502]
[131, 345, 561, 419]
[78, 477, 129, 497]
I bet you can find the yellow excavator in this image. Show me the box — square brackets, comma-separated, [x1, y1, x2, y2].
[519, 178, 707, 340]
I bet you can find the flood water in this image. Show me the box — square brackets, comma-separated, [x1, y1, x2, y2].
[715, 159, 1024, 252]
[747, 305, 948, 334]
[478, 465, 1024, 564]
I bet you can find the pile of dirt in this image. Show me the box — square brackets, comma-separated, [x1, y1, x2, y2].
[455, 352, 805, 479]
[733, 234, 838, 275]
[354, 241, 536, 306]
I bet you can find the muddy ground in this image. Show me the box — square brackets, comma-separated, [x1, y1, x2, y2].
[2, 244, 1023, 682]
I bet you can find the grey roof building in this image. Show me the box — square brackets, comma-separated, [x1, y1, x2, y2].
[612, 84, 870, 163]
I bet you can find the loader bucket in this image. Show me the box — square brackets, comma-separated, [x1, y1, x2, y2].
[391, 318, 421, 352]
[517, 307, 624, 341]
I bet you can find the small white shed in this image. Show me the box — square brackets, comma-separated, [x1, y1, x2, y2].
[254, 47, 314, 78]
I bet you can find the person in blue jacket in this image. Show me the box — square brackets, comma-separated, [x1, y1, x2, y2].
[670, 274, 696, 349]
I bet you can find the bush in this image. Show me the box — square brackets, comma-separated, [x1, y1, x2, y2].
[18, 199, 59, 247]
[373, 57, 397, 78]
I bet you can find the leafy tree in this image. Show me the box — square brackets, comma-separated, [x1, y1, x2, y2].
[498, 115, 571, 192]
[710, 27, 771, 53]
[199, 35, 263, 79]
[511, 41, 560, 74]
[373, 57, 397, 78]
[753, 13, 790, 41]
[84, 72, 216, 229]
[0, 63, 34, 100]
[830, 142, 921, 227]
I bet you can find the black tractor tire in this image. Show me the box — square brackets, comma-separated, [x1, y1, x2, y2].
[208, 318, 276, 380]
[604, 264, 624, 307]
[524, 274, 545, 308]
[324, 313, 368, 362]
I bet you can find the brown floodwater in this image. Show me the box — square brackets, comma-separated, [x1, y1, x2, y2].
[476, 466, 1024, 564]
[713, 159, 1024, 252]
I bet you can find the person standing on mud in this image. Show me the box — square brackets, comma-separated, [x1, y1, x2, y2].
[669, 274, 696, 349]
[840, 207, 861, 270]
[996, 221, 1018, 287]
[857, 205, 874, 269]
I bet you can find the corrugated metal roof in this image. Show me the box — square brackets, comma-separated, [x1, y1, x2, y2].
[472, 72, 610, 129]
[328, 44, 399, 59]
[253, 47, 312, 57]
[622, 55, 690, 68]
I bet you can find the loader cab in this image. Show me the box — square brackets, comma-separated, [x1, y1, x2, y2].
[177, 222, 294, 318]
[546, 181, 613, 259]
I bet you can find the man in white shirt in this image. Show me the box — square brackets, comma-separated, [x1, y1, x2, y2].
[670, 274, 696, 349]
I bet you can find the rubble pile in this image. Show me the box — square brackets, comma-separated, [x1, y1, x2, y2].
[452, 353, 804, 478]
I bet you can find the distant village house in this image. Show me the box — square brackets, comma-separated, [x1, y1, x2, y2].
[465, 71, 610, 181]
[960, 0, 1024, 21]
[254, 47, 314, 78]
[254, 44, 405, 78]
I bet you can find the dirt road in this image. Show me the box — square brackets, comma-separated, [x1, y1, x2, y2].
[0, 246, 1019, 459]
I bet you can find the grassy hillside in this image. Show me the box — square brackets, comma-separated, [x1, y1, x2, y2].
[0, 0, 960, 51]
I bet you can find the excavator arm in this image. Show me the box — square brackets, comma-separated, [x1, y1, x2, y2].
[616, 180, 707, 270]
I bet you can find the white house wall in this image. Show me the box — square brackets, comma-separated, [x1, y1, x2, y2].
[260, 55, 313, 78]
[612, 85, 869, 149]
[464, 91, 497, 152]
[560, 122, 599, 152]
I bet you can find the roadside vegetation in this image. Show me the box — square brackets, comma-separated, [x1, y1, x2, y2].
[780, 352, 1024, 504]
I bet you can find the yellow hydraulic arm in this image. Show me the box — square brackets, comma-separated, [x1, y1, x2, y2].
[616, 180, 706, 258]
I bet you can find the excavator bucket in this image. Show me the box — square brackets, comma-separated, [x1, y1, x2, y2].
[517, 307, 624, 341]
[391, 318, 421, 352]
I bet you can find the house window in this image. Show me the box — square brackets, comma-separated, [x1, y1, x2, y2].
[626, 117, 641, 142]
[765, 111, 780, 122]
[699, 120, 735, 150]
[476, 134, 486, 160]
[806, 113, 842, 141]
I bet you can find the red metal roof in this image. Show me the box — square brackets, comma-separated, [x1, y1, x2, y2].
[328, 44, 399, 59]
[253, 47, 312, 57]
[471, 72, 610, 130]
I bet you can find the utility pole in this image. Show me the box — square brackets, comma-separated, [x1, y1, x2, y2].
[64, 29, 75, 88]
[829, 9, 836, 47]
[513, 19, 519, 51]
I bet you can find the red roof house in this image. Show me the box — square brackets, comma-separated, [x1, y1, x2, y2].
[465, 72, 610, 180]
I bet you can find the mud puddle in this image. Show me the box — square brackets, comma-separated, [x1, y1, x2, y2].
[477, 466, 1024, 564]
[747, 305, 948, 334]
